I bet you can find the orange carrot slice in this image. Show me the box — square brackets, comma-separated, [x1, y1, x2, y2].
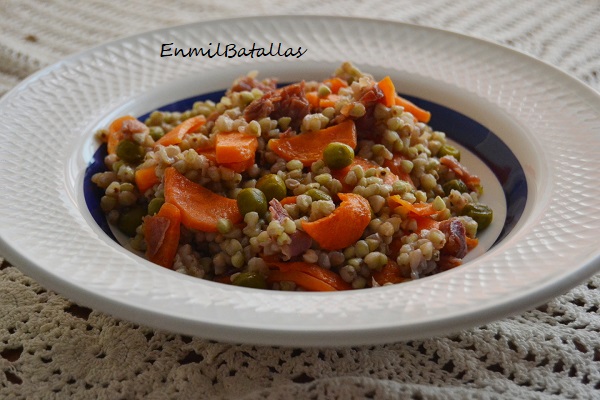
[388, 195, 438, 217]
[324, 77, 348, 94]
[414, 215, 440, 231]
[156, 115, 206, 147]
[197, 146, 255, 173]
[268, 120, 357, 167]
[164, 167, 242, 232]
[266, 260, 351, 291]
[215, 132, 258, 164]
[318, 94, 340, 109]
[134, 166, 159, 193]
[394, 96, 431, 124]
[301, 192, 371, 250]
[383, 156, 415, 188]
[279, 196, 298, 206]
[466, 236, 479, 250]
[378, 76, 396, 107]
[372, 261, 407, 286]
[305, 91, 320, 108]
[267, 270, 337, 291]
[144, 202, 181, 269]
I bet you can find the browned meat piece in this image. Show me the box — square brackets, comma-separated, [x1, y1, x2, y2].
[229, 75, 278, 94]
[357, 83, 385, 105]
[244, 82, 310, 130]
[121, 118, 148, 135]
[439, 218, 467, 258]
[331, 83, 385, 139]
[269, 198, 288, 223]
[268, 198, 313, 259]
[144, 216, 170, 258]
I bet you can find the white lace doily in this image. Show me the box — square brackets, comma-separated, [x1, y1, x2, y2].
[1, 1, 599, 398]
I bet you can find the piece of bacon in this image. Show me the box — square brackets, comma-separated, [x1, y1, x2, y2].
[269, 198, 288, 223]
[244, 82, 310, 130]
[438, 218, 467, 259]
[144, 216, 170, 258]
[121, 119, 148, 135]
[268, 199, 313, 259]
[229, 75, 277, 94]
[332, 83, 385, 140]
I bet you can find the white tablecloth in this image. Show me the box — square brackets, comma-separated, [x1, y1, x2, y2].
[1, 1, 599, 398]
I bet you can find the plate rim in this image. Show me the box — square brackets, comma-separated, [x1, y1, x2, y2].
[1, 15, 600, 346]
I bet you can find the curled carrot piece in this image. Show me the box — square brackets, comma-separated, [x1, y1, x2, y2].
[301, 192, 371, 250]
[156, 115, 206, 147]
[388, 195, 438, 217]
[266, 260, 351, 291]
[144, 202, 181, 269]
[268, 120, 357, 167]
[267, 270, 337, 292]
[164, 167, 242, 232]
[394, 96, 431, 124]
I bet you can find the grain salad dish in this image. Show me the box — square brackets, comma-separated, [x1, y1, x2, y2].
[91, 62, 493, 291]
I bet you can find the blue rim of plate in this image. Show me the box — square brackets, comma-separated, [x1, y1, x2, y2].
[84, 90, 527, 247]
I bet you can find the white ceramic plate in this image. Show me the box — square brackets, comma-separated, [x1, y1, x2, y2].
[1, 16, 599, 347]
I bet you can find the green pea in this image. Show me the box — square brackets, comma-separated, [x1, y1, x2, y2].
[438, 144, 461, 161]
[462, 203, 493, 231]
[216, 218, 233, 234]
[323, 142, 354, 170]
[236, 188, 268, 217]
[149, 126, 165, 141]
[305, 188, 332, 202]
[232, 272, 268, 289]
[117, 205, 146, 236]
[442, 179, 468, 195]
[256, 174, 287, 201]
[116, 139, 144, 164]
[147, 198, 165, 216]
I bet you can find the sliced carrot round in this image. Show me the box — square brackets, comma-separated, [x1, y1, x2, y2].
[301, 193, 371, 251]
[266, 260, 351, 291]
[268, 120, 357, 167]
[164, 167, 242, 232]
[156, 115, 206, 147]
